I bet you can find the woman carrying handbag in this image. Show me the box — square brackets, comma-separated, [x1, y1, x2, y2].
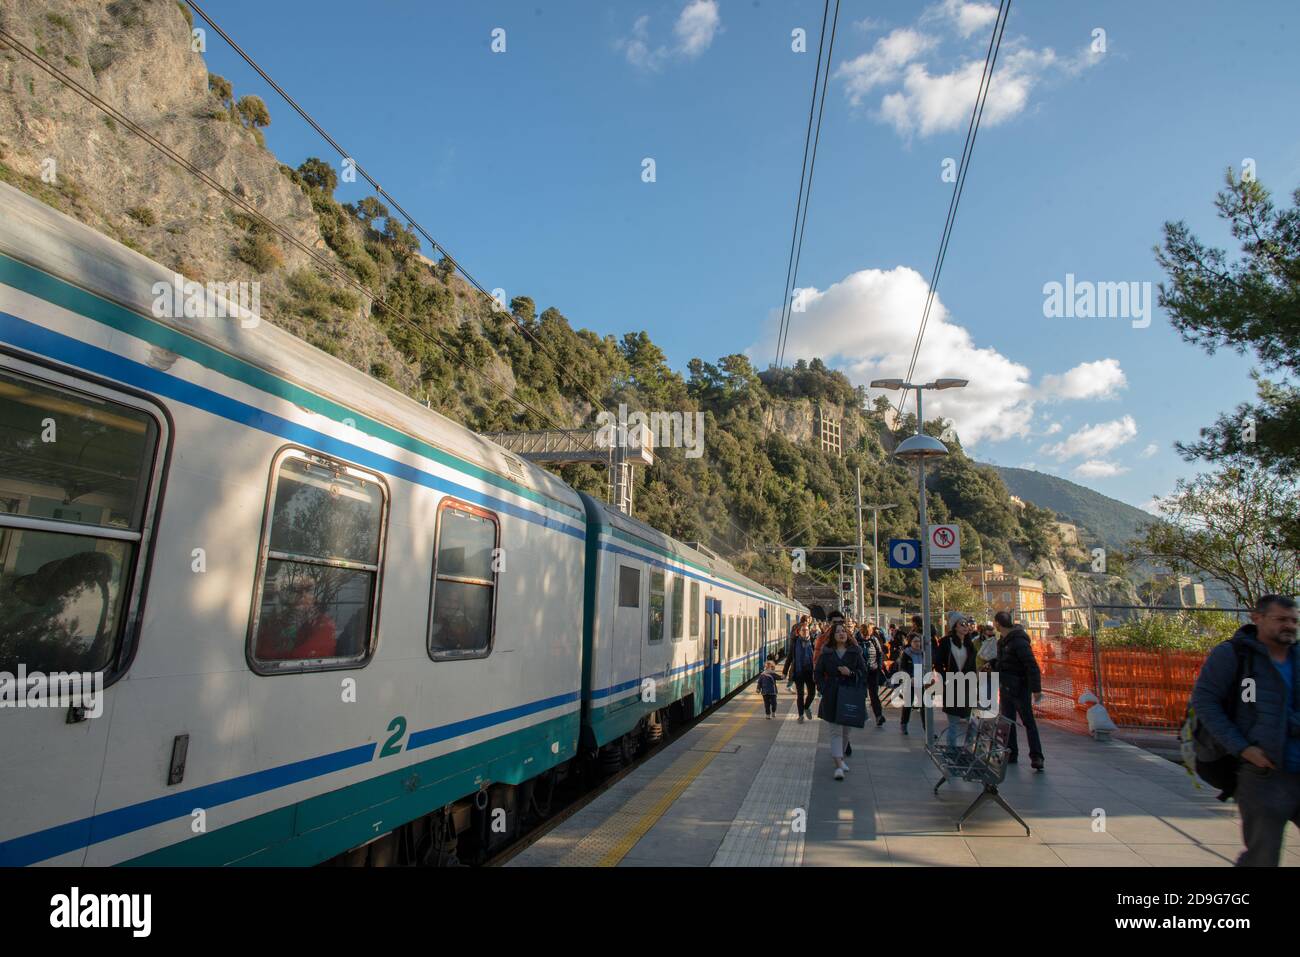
[815, 620, 868, 780]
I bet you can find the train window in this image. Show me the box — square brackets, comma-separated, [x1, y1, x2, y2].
[250, 449, 387, 673]
[0, 368, 161, 677]
[647, 569, 665, 644]
[670, 574, 685, 641]
[427, 498, 499, 660]
[689, 580, 700, 637]
[618, 565, 640, 607]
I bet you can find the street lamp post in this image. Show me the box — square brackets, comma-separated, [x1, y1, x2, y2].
[859, 501, 898, 628]
[873, 376, 968, 749]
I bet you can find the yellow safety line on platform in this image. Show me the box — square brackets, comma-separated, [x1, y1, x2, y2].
[556, 698, 762, 867]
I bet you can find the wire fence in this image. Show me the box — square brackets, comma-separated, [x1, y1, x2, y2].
[1025, 604, 1250, 733]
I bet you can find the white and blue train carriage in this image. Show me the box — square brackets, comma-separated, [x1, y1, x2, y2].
[579, 492, 807, 763]
[0, 182, 586, 865]
[0, 180, 807, 867]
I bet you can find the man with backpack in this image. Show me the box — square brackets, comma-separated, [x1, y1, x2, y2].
[1189, 594, 1300, 866]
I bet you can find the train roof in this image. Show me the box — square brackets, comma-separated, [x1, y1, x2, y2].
[0, 182, 580, 513]
[581, 492, 806, 612]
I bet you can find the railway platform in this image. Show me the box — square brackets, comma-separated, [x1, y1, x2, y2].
[508, 685, 1283, 867]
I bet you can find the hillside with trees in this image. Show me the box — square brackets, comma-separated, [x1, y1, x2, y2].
[0, 0, 1140, 607]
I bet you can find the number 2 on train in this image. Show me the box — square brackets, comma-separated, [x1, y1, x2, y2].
[379, 716, 407, 757]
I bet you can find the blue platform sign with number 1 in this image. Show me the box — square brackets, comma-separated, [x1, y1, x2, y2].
[887, 539, 922, 569]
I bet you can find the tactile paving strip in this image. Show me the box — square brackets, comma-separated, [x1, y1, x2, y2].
[555, 698, 762, 867]
[710, 706, 820, 866]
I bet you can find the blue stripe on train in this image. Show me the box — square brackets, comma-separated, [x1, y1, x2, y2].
[0, 691, 581, 866]
[0, 311, 585, 539]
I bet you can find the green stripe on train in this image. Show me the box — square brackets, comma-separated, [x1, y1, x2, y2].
[0, 254, 583, 521]
[122, 712, 580, 866]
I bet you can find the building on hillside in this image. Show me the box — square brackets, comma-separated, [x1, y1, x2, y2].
[1158, 575, 1208, 607]
[963, 563, 1047, 638]
[1008, 495, 1026, 511]
[1043, 591, 1087, 638]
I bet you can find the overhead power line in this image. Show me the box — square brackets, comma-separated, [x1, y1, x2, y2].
[183, 0, 613, 421]
[891, 0, 1010, 428]
[775, 0, 842, 370]
[772, 0, 830, 370]
[0, 26, 583, 440]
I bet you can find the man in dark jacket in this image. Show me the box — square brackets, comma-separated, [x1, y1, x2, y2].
[782, 622, 817, 721]
[993, 610, 1044, 770]
[1190, 595, 1300, 866]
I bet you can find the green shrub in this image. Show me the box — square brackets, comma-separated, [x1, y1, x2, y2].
[1096, 610, 1239, 653]
[177, 1, 193, 29]
[208, 73, 233, 108]
[46, 13, 75, 33]
[126, 205, 156, 226]
[235, 234, 283, 272]
[235, 95, 270, 129]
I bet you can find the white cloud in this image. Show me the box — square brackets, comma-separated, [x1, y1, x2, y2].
[836, 29, 936, 105]
[1044, 422, 1062, 435]
[1074, 459, 1129, 479]
[837, 4, 1101, 139]
[619, 2, 720, 70]
[1140, 443, 1159, 459]
[1043, 415, 1138, 461]
[752, 266, 1039, 443]
[750, 266, 1135, 448]
[1039, 358, 1127, 402]
[879, 47, 1057, 138]
[675, 0, 720, 57]
[925, 0, 998, 39]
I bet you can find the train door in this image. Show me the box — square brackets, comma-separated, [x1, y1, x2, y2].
[758, 607, 767, 677]
[703, 597, 721, 707]
[608, 561, 643, 715]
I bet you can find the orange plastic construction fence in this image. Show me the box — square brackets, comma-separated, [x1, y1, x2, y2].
[1028, 638, 1208, 733]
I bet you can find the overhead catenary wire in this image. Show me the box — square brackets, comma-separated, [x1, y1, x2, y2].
[0, 26, 584, 440]
[183, 1, 768, 560]
[772, 0, 831, 370]
[182, 0, 615, 423]
[774, 7, 1008, 556]
[891, 0, 1010, 429]
[775, 0, 842, 371]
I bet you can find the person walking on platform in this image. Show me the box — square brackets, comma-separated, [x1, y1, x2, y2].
[1190, 595, 1300, 866]
[887, 624, 905, 667]
[937, 612, 979, 748]
[896, 633, 928, 735]
[859, 621, 887, 727]
[994, 610, 1045, 770]
[757, 660, 780, 719]
[816, 619, 867, 780]
[783, 622, 818, 721]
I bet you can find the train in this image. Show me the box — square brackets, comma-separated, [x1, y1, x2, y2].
[0, 182, 806, 866]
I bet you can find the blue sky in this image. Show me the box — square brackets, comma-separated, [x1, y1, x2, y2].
[199, 0, 1300, 512]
